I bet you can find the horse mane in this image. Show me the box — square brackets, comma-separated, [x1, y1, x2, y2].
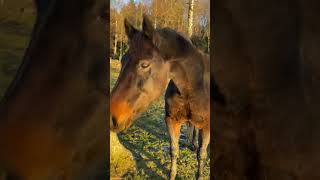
[153, 28, 196, 59]
[152, 27, 211, 96]
[154, 27, 210, 73]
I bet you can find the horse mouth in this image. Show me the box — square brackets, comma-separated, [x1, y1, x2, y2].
[110, 116, 134, 133]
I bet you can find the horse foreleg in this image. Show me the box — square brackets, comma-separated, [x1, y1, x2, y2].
[186, 123, 198, 151]
[192, 127, 199, 151]
[196, 127, 210, 180]
[166, 117, 182, 180]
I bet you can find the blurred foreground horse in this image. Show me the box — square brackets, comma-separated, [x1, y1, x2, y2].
[0, 0, 108, 179]
[213, 1, 320, 179]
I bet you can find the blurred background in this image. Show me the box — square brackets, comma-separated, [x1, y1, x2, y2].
[0, 0, 35, 98]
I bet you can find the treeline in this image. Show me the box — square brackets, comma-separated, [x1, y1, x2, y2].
[110, 0, 210, 60]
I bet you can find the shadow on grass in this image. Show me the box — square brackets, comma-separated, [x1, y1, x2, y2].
[115, 110, 211, 179]
[115, 110, 199, 179]
[117, 111, 170, 179]
[120, 139, 169, 179]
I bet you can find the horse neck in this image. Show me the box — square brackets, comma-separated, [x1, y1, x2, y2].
[169, 50, 208, 98]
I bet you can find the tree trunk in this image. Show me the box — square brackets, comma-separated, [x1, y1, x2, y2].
[140, 5, 143, 28]
[187, 0, 195, 37]
[119, 41, 123, 60]
[113, 20, 117, 58]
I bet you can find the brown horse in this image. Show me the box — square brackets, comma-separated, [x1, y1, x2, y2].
[0, 0, 108, 179]
[213, 0, 320, 179]
[110, 15, 210, 179]
[121, 52, 200, 152]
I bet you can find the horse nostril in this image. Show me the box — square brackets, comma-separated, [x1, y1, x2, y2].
[111, 115, 118, 128]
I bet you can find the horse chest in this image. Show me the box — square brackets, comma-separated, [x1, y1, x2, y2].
[165, 92, 208, 125]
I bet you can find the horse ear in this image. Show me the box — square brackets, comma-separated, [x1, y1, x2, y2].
[142, 14, 154, 39]
[152, 31, 170, 60]
[124, 18, 138, 40]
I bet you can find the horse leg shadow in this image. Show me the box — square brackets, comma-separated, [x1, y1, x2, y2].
[118, 132, 169, 179]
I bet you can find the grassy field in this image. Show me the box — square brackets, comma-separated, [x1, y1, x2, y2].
[110, 60, 210, 179]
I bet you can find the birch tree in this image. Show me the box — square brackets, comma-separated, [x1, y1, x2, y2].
[187, 0, 195, 37]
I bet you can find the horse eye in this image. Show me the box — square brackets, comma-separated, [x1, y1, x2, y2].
[141, 62, 150, 68]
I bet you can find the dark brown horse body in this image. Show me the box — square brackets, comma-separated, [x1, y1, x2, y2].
[0, 0, 108, 179]
[111, 16, 210, 179]
[213, 0, 320, 179]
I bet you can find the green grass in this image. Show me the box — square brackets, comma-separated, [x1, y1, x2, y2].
[110, 60, 210, 179]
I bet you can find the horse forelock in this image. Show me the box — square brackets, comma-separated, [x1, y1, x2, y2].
[128, 32, 158, 61]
